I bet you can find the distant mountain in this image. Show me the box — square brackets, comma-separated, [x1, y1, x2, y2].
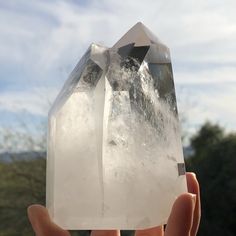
[0, 151, 46, 163]
[0, 147, 193, 163]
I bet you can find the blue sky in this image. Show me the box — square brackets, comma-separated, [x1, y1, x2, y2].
[0, 0, 236, 135]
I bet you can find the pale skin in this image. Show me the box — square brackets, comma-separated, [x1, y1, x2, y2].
[28, 172, 201, 236]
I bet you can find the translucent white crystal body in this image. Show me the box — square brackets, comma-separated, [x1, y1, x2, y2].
[47, 22, 187, 230]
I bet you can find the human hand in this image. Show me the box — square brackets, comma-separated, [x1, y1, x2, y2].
[28, 172, 200, 236]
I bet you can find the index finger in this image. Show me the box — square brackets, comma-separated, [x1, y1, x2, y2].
[186, 172, 201, 236]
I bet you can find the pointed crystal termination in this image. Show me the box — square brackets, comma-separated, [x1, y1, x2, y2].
[47, 22, 187, 230]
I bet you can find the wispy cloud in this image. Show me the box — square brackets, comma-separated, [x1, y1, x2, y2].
[0, 87, 57, 116]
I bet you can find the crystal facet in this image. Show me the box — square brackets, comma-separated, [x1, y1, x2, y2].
[47, 22, 187, 230]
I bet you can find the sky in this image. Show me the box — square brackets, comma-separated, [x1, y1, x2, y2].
[0, 0, 236, 136]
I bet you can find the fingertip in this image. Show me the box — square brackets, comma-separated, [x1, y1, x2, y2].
[27, 204, 70, 236]
[186, 172, 197, 186]
[186, 172, 199, 194]
[174, 193, 196, 214]
[135, 226, 164, 236]
[27, 204, 49, 224]
[165, 193, 196, 236]
[186, 172, 196, 179]
[27, 204, 47, 214]
[186, 173, 201, 235]
[91, 230, 120, 236]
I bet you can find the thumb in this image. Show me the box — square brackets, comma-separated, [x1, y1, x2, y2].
[27, 204, 70, 236]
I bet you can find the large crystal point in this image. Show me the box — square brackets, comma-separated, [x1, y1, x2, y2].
[47, 22, 187, 230]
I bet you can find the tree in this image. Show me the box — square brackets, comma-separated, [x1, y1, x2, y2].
[186, 122, 236, 236]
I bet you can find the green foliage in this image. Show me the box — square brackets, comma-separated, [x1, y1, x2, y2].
[0, 156, 46, 235]
[186, 122, 236, 236]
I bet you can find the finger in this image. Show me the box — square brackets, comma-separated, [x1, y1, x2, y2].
[91, 230, 120, 236]
[186, 172, 201, 236]
[165, 193, 196, 236]
[135, 226, 164, 236]
[27, 204, 70, 236]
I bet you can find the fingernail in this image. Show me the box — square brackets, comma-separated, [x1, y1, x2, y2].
[27, 205, 39, 219]
[27, 205, 34, 219]
[190, 193, 197, 205]
[27, 206, 40, 231]
[190, 172, 197, 179]
[27, 205, 46, 228]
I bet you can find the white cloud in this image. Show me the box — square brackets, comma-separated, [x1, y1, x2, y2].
[175, 66, 236, 84]
[0, 87, 58, 116]
[1, 0, 236, 72]
[0, 0, 236, 131]
[176, 82, 236, 132]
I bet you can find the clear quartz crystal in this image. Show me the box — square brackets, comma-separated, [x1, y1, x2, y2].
[47, 22, 187, 230]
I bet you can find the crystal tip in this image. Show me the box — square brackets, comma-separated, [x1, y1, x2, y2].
[113, 22, 162, 49]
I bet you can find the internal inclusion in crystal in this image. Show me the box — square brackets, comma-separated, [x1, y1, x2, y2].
[47, 22, 187, 230]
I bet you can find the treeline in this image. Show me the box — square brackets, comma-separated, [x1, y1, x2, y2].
[186, 122, 236, 235]
[0, 122, 236, 235]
